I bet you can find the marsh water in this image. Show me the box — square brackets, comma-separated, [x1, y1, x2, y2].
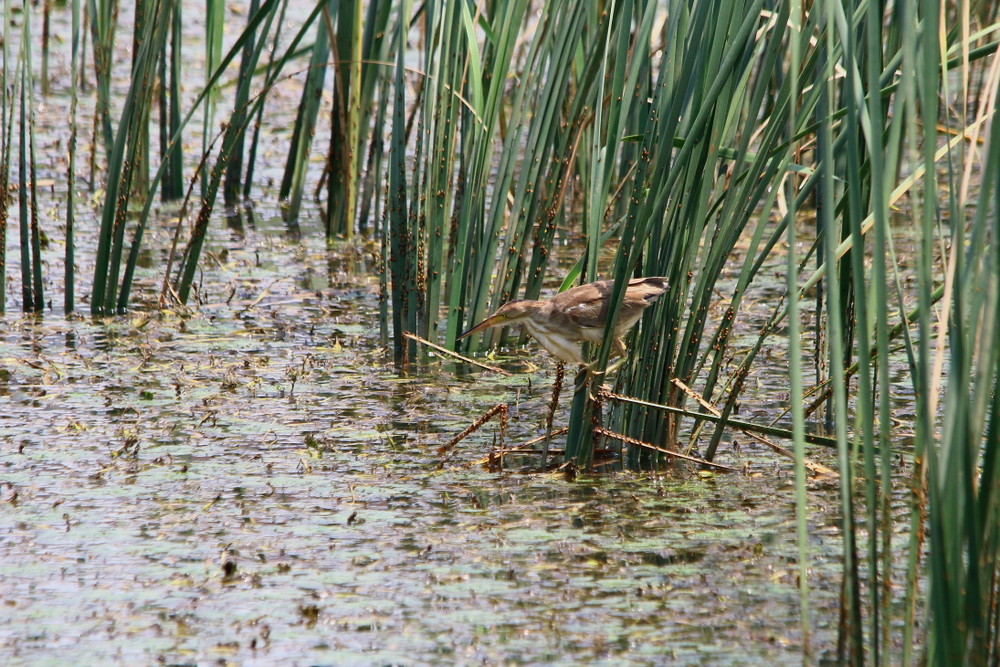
[0, 4, 866, 665]
[0, 210, 855, 665]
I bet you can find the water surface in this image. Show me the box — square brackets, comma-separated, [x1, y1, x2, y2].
[1, 219, 847, 665]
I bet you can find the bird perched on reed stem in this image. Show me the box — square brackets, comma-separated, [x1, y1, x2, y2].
[458, 277, 668, 368]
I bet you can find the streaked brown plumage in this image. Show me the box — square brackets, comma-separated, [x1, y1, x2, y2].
[458, 277, 668, 366]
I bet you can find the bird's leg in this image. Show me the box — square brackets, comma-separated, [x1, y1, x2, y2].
[582, 338, 628, 375]
[574, 364, 591, 392]
[603, 356, 627, 374]
[577, 339, 630, 399]
[570, 367, 592, 416]
[576, 364, 608, 402]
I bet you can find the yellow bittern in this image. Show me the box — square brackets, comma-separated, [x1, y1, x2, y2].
[458, 277, 668, 368]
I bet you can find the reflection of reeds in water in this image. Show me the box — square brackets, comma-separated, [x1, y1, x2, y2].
[3, 1, 999, 661]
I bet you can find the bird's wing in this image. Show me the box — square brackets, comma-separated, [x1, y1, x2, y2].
[550, 281, 613, 330]
[624, 277, 668, 304]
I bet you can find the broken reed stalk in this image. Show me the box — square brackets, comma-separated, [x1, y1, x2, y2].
[671, 379, 837, 478]
[456, 428, 571, 469]
[437, 403, 508, 458]
[402, 331, 511, 376]
[596, 387, 838, 449]
[592, 426, 737, 473]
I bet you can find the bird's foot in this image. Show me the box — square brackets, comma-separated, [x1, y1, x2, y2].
[573, 369, 614, 401]
[582, 356, 625, 375]
[604, 356, 626, 374]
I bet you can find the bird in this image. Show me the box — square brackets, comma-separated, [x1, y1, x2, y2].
[458, 277, 668, 368]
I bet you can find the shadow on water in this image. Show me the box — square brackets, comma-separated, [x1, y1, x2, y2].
[0, 214, 849, 665]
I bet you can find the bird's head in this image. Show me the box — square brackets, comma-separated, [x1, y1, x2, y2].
[457, 301, 533, 340]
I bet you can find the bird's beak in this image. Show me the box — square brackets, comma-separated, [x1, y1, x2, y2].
[457, 313, 505, 340]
